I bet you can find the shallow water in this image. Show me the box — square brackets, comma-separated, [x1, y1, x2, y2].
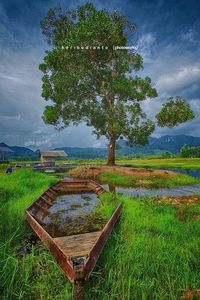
[44, 169, 56, 173]
[47, 166, 200, 197]
[159, 167, 200, 179]
[45, 193, 99, 223]
[102, 183, 200, 197]
[43, 193, 105, 237]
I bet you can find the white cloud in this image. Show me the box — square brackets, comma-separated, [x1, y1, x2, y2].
[156, 65, 200, 94]
[0, 1, 200, 147]
[25, 139, 52, 148]
[137, 33, 156, 63]
[0, 114, 21, 121]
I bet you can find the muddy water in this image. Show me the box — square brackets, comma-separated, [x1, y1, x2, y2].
[102, 183, 200, 197]
[43, 193, 106, 237]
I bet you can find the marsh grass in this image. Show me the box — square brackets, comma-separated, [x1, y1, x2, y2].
[0, 169, 74, 299]
[0, 170, 200, 299]
[85, 193, 200, 299]
[99, 172, 200, 188]
[0, 163, 8, 174]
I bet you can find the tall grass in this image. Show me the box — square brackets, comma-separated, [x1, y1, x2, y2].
[0, 169, 73, 299]
[0, 163, 8, 174]
[85, 193, 200, 299]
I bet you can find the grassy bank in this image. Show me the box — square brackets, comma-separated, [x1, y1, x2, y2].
[1, 170, 200, 299]
[99, 172, 200, 188]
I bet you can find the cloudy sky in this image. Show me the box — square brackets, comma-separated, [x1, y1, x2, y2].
[0, 0, 200, 149]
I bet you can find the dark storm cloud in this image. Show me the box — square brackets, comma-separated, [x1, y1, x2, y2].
[0, 0, 200, 149]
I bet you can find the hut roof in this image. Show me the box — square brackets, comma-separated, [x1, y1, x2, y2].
[40, 150, 67, 157]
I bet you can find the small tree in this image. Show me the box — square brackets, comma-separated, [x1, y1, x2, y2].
[180, 145, 200, 158]
[39, 3, 195, 165]
[161, 151, 173, 158]
[180, 144, 190, 157]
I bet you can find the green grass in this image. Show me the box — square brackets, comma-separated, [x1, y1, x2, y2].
[84, 193, 200, 299]
[99, 172, 200, 188]
[0, 169, 74, 299]
[1, 170, 200, 299]
[63, 157, 200, 170]
[8, 156, 200, 169]
[117, 157, 200, 170]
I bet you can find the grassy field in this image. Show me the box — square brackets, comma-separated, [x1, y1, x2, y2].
[64, 157, 200, 169]
[117, 157, 200, 170]
[3, 157, 200, 171]
[0, 169, 200, 299]
[99, 172, 200, 188]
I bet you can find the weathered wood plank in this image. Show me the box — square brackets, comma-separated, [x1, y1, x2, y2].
[54, 231, 102, 259]
[26, 212, 76, 282]
[39, 196, 53, 206]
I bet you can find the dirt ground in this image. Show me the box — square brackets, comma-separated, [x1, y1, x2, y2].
[157, 195, 200, 206]
[68, 165, 177, 179]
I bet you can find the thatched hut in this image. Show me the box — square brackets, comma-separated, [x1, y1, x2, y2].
[40, 150, 67, 166]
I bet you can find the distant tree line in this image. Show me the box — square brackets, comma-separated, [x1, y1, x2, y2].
[180, 144, 200, 158]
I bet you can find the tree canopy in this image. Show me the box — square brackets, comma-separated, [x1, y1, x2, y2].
[39, 2, 195, 165]
[180, 144, 200, 158]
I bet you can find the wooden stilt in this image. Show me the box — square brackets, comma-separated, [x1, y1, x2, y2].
[74, 280, 84, 300]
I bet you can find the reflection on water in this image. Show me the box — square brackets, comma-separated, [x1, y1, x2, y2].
[44, 169, 56, 173]
[161, 168, 200, 179]
[103, 183, 200, 197]
[45, 193, 99, 222]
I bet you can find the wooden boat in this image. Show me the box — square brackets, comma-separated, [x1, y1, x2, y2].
[25, 179, 122, 284]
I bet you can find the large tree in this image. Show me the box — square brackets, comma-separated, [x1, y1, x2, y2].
[39, 3, 195, 165]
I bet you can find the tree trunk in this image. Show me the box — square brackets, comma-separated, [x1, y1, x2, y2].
[107, 135, 116, 165]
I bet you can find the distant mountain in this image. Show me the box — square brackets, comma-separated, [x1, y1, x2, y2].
[1, 134, 200, 159]
[144, 135, 200, 154]
[55, 147, 107, 159]
[0, 143, 12, 151]
[56, 135, 200, 157]
[0, 143, 37, 159]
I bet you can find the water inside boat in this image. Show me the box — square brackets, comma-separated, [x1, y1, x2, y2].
[43, 192, 106, 237]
